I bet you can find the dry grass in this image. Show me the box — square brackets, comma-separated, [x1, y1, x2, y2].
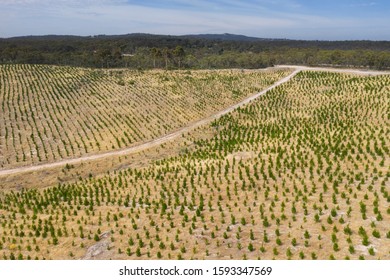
[0, 69, 389, 260]
[0, 64, 289, 169]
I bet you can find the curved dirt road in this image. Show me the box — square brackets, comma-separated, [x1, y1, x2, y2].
[0, 66, 388, 177]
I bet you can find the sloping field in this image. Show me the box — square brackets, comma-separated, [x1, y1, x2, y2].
[0, 64, 290, 169]
[0, 70, 388, 260]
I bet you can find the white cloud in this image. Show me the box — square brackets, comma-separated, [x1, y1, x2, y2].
[348, 2, 377, 7]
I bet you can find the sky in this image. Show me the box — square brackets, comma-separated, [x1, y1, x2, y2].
[0, 0, 389, 40]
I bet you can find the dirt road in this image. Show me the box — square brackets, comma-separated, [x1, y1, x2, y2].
[275, 65, 390, 76]
[0, 66, 388, 177]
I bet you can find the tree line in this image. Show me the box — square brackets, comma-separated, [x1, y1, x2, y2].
[0, 34, 389, 69]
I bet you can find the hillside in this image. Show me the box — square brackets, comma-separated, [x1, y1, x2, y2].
[0, 66, 388, 260]
[0, 64, 290, 169]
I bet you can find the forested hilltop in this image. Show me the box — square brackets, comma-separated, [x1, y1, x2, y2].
[1, 33, 389, 69]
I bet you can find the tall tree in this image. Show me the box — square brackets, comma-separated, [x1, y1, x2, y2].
[151, 47, 162, 68]
[173, 46, 185, 69]
[96, 48, 111, 68]
[163, 48, 171, 70]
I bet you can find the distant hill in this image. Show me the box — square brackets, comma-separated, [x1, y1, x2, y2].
[2, 33, 389, 46]
[2, 33, 271, 41]
[182, 33, 281, 41]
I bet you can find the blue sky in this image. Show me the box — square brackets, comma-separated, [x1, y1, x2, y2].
[0, 0, 389, 40]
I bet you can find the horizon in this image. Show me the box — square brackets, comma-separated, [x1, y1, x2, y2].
[1, 32, 390, 42]
[1, 1, 390, 40]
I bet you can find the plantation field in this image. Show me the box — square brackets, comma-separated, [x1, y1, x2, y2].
[0, 68, 389, 260]
[0, 64, 290, 169]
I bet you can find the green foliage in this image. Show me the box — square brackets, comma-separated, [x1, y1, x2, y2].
[1, 35, 390, 70]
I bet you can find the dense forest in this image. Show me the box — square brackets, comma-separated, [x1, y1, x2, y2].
[1, 33, 389, 69]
